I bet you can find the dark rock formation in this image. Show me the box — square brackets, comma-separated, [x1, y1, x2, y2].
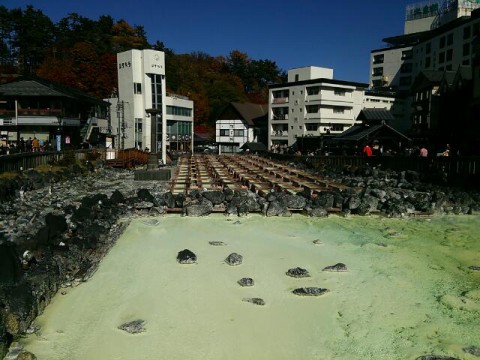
[286, 267, 310, 278]
[225, 253, 243, 266]
[463, 346, 480, 357]
[323, 263, 348, 272]
[238, 278, 254, 287]
[307, 207, 328, 217]
[292, 287, 329, 296]
[176, 249, 197, 264]
[242, 297, 265, 306]
[266, 200, 290, 217]
[202, 190, 225, 205]
[118, 319, 146, 334]
[0, 242, 22, 287]
[415, 356, 460, 360]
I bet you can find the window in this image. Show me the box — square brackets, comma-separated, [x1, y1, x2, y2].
[439, 52, 445, 64]
[401, 63, 413, 73]
[464, 26, 471, 40]
[220, 129, 229, 136]
[426, 43, 431, 54]
[373, 54, 384, 64]
[463, 43, 470, 57]
[233, 129, 244, 137]
[372, 67, 384, 76]
[331, 124, 344, 132]
[401, 50, 413, 60]
[306, 105, 319, 113]
[462, 59, 470, 65]
[425, 57, 431, 68]
[134, 83, 142, 94]
[306, 86, 320, 95]
[291, 91, 295, 95]
[447, 33, 453, 46]
[333, 107, 345, 114]
[135, 118, 143, 132]
[372, 80, 383, 87]
[295, 74, 299, 82]
[306, 124, 318, 131]
[334, 89, 346, 96]
[299, 126, 302, 130]
[166, 106, 192, 117]
[439, 36, 446, 48]
[446, 49, 453, 62]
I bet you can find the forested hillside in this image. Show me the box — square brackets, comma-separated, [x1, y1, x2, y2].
[0, 5, 286, 129]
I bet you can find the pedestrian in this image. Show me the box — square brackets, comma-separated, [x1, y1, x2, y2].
[362, 144, 372, 157]
[442, 144, 450, 157]
[32, 137, 40, 152]
[420, 146, 428, 157]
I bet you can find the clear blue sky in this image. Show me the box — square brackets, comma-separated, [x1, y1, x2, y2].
[3, 0, 415, 83]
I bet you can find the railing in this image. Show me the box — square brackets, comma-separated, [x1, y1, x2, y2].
[0, 148, 149, 173]
[0, 108, 62, 117]
[272, 97, 288, 104]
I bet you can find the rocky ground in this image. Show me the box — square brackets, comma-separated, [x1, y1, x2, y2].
[0, 159, 479, 359]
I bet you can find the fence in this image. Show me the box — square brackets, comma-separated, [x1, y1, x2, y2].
[0, 148, 148, 173]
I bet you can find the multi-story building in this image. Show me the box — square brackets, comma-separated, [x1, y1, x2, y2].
[268, 67, 368, 148]
[216, 102, 267, 153]
[108, 49, 193, 164]
[370, 1, 480, 92]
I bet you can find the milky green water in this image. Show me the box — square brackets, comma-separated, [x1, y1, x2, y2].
[21, 215, 480, 360]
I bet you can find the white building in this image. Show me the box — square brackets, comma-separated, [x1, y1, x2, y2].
[370, 0, 480, 92]
[215, 102, 268, 153]
[107, 49, 193, 163]
[268, 66, 368, 148]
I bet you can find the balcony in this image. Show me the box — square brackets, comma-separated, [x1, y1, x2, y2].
[272, 97, 288, 104]
[272, 114, 288, 120]
[271, 130, 288, 137]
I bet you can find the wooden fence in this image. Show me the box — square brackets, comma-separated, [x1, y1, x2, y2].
[0, 148, 148, 173]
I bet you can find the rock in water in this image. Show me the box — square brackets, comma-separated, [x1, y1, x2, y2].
[118, 320, 146, 334]
[242, 297, 265, 306]
[323, 263, 348, 272]
[238, 278, 254, 287]
[225, 252, 243, 266]
[415, 356, 460, 360]
[292, 287, 329, 296]
[209, 241, 226, 246]
[463, 346, 480, 357]
[286, 267, 310, 278]
[177, 249, 197, 264]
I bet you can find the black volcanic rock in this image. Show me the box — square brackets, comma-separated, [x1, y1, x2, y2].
[118, 319, 146, 334]
[286, 267, 310, 278]
[292, 287, 329, 296]
[176, 249, 197, 264]
[242, 297, 265, 306]
[238, 278, 254, 287]
[225, 253, 243, 266]
[323, 263, 348, 272]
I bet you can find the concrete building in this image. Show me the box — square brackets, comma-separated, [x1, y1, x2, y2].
[268, 66, 368, 148]
[107, 49, 193, 164]
[216, 102, 268, 153]
[370, 1, 480, 92]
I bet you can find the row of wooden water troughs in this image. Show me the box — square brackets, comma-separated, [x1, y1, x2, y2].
[169, 154, 355, 197]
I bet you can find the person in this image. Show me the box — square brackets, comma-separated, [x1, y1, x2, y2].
[420, 146, 428, 157]
[442, 144, 450, 157]
[362, 144, 372, 157]
[32, 137, 40, 152]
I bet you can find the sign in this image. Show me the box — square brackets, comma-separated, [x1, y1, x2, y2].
[56, 135, 61, 151]
[65, 135, 71, 144]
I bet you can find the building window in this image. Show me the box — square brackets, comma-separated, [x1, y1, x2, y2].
[134, 83, 142, 94]
[306, 124, 318, 131]
[333, 107, 345, 114]
[166, 106, 192, 117]
[399, 76, 412, 86]
[135, 118, 143, 132]
[463, 59, 470, 65]
[233, 129, 244, 137]
[299, 126, 302, 130]
[447, 33, 453, 46]
[425, 57, 431, 68]
[439, 52, 445, 64]
[372, 80, 383, 87]
[150, 74, 162, 109]
[401, 63, 413, 73]
[446, 49, 453, 62]
[373, 54, 384, 64]
[295, 74, 299, 82]
[331, 124, 344, 132]
[306, 86, 320, 95]
[306, 105, 319, 113]
[439, 36, 446, 48]
[334, 89, 346, 96]
[426, 43, 431, 54]
[463, 43, 470, 57]
[464, 26, 471, 39]
[291, 91, 295, 95]
[401, 50, 413, 60]
[372, 67, 383, 76]
[220, 129, 229, 136]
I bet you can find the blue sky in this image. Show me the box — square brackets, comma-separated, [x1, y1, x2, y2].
[3, 0, 415, 83]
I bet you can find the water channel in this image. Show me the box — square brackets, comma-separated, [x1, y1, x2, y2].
[21, 214, 480, 359]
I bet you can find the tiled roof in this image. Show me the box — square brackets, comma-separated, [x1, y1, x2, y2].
[230, 102, 268, 126]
